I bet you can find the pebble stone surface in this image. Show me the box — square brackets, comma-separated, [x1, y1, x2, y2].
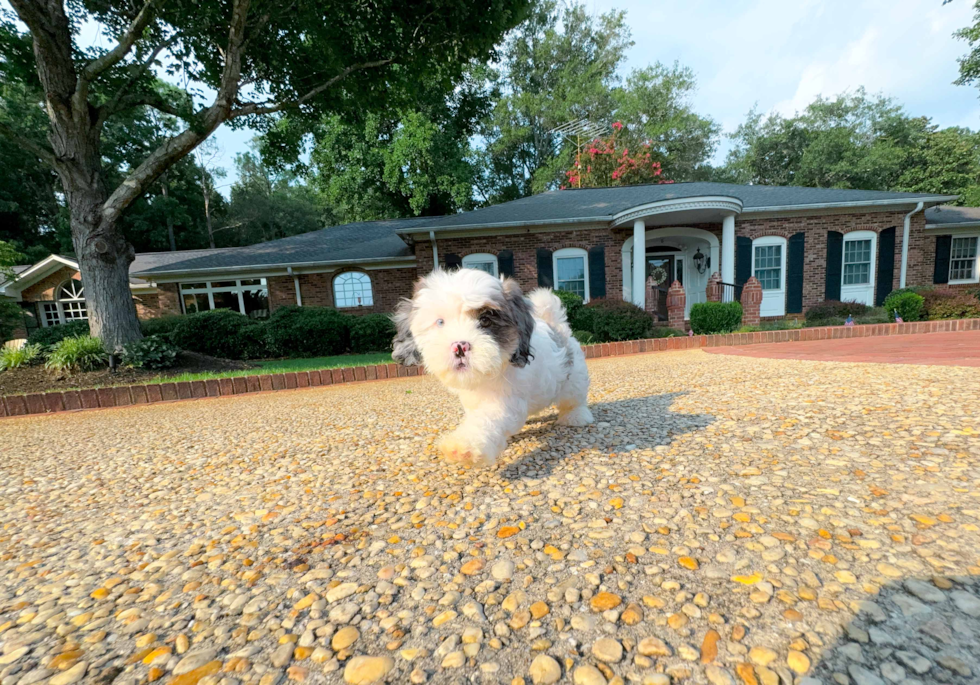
[1, 349, 979, 685]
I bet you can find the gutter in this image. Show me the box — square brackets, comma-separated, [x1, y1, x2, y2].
[900, 202, 925, 288]
[133, 255, 417, 279]
[429, 230, 439, 269]
[287, 266, 302, 307]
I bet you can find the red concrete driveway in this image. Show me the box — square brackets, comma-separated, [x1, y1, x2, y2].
[704, 330, 980, 367]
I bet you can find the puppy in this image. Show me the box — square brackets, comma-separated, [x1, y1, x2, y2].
[392, 268, 593, 467]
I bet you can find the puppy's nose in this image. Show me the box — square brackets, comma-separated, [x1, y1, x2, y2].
[452, 341, 471, 358]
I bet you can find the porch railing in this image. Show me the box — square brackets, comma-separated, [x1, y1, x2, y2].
[654, 286, 669, 321]
[719, 281, 743, 303]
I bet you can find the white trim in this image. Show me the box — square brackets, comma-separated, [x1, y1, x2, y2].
[38, 278, 89, 327]
[461, 253, 499, 277]
[333, 271, 374, 309]
[0, 255, 79, 297]
[553, 247, 590, 302]
[179, 278, 270, 317]
[751, 236, 787, 317]
[840, 230, 877, 307]
[741, 196, 956, 215]
[948, 234, 980, 284]
[612, 196, 743, 227]
[622, 226, 720, 304]
[134, 255, 417, 278]
[926, 221, 980, 230]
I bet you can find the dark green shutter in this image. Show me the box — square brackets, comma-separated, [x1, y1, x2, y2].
[934, 235, 952, 284]
[786, 232, 805, 314]
[735, 236, 752, 285]
[875, 227, 896, 306]
[825, 231, 843, 300]
[498, 250, 514, 278]
[588, 245, 606, 299]
[444, 253, 461, 270]
[536, 248, 553, 288]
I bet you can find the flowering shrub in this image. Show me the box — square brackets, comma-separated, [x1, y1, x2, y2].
[562, 122, 672, 188]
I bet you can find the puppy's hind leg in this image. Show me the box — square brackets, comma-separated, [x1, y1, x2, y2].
[555, 352, 594, 426]
[556, 402, 594, 426]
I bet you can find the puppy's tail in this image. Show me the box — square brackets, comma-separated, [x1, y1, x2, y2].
[528, 288, 572, 340]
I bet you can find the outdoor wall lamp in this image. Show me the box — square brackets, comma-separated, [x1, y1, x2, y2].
[693, 248, 708, 274]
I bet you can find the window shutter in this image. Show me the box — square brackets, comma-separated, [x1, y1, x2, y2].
[536, 248, 553, 288]
[588, 245, 606, 299]
[498, 250, 514, 278]
[444, 253, 462, 271]
[825, 231, 843, 300]
[934, 234, 952, 284]
[875, 227, 896, 306]
[786, 232, 805, 314]
[735, 236, 752, 285]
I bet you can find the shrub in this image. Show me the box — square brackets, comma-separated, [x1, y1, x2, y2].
[882, 291, 924, 322]
[804, 300, 870, 321]
[804, 316, 845, 328]
[140, 315, 185, 341]
[922, 289, 980, 320]
[45, 335, 107, 374]
[27, 320, 90, 347]
[266, 306, 350, 357]
[574, 298, 654, 342]
[121, 335, 179, 370]
[169, 309, 270, 360]
[572, 330, 596, 345]
[650, 327, 683, 338]
[553, 290, 584, 324]
[689, 301, 743, 335]
[1, 299, 22, 343]
[854, 307, 894, 325]
[349, 314, 396, 354]
[0, 343, 42, 371]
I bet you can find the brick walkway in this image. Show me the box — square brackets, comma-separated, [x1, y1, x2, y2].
[704, 329, 980, 366]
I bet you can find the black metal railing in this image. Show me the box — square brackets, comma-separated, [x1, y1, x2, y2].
[655, 286, 669, 321]
[719, 281, 743, 303]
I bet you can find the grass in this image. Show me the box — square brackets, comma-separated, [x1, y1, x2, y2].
[145, 352, 394, 385]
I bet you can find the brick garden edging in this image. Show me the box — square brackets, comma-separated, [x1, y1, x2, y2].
[3, 317, 979, 419]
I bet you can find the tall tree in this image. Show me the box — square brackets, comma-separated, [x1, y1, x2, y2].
[0, 0, 529, 349]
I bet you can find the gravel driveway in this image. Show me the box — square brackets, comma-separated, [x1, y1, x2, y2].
[1, 350, 978, 685]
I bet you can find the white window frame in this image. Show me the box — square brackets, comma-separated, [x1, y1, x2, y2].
[179, 278, 269, 316]
[840, 230, 877, 307]
[461, 253, 499, 277]
[949, 234, 980, 284]
[39, 279, 88, 327]
[751, 236, 787, 317]
[553, 247, 590, 302]
[333, 271, 374, 308]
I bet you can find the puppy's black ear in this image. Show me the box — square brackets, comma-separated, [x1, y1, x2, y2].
[391, 299, 421, 367]
[501, 278, 535, 367]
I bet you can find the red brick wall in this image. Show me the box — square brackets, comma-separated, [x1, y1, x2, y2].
[135, 283, 180, 319]
[20, 267, 80, 302]
[268, 268, 418, 315]
[909, 225, 980, 294]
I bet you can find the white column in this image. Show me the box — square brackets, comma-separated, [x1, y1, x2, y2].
[721, 214, 736, 285]
[633, 219, 646, 309]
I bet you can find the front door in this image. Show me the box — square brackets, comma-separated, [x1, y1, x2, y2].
[646, 255, 678, 321]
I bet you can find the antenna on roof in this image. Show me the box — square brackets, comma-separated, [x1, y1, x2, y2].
[549, 119, 608, 189]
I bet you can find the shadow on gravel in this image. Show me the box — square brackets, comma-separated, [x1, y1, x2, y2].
[806, 574, 979, 685]
[499, 391, 714, 479]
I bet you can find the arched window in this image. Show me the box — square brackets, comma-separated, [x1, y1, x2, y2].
[553, 248, 589, 301]
[462, 253, 499, 276]
[334, 272, 374, 308]
[41, 279, 87, 327]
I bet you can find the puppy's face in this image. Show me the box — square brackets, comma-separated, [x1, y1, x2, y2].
[392, 269, 534, 389]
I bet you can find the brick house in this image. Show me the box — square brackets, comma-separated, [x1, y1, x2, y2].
[3, 182, 978, 337]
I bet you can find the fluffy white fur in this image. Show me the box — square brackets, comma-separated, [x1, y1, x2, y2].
[392, 268, 593, 467]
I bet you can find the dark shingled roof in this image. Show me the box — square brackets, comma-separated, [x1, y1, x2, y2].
[404, 182, 956, 233]
[130, 248, 237, 282]
[925, 205, 980, 226]
[135, 217, 431, 275]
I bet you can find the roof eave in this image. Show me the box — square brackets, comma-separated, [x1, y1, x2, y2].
[133, 255, 417, 278]
[741, 196, 959, 214]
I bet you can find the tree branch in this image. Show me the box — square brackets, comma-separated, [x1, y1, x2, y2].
[80, 0, 166, 83]
[101, 90, 188, 124]
[228, 58, 393, 118]
[101, 36, 178, 120]
[0, 120, 57, 168]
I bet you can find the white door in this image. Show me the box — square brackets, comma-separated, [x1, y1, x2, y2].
[840, 231, 876, 306]
[752, 237, 786, 317]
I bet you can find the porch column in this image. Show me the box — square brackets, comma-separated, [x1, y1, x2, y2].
[721, 213, 736, 300]
[633, 219, 645, 309]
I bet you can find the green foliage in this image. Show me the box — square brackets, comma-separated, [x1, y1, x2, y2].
[922, 289, 980, 320]
[882, 291, 924, 322]
[736, 318, 804, 333]
[349, 314, 396, 354]
[266, 306, 350, 358]
[0, 299, 22, 343]
[45, 336, 107, 374]
[805, 300, 871, 321]
[649, 326, 684, 338]
[121, 335, 179, 370]
[0, 343, 41, 370]
[689, 301, 743, 335]
[140, 315, 186, 341]
[804, 316, 845, 328]
[169, 310, 270, 360]
[553, 289, 584, 324]
[571, 298, 654, 342]
[27, 320, 90, 347]
[572, 330, 596, 345]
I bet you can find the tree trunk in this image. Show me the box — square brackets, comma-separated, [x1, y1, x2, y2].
[162, 174, 176, 251]
[202, 171, 215, 249]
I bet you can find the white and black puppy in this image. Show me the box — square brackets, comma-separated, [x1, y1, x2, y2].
[392, 268, 593, 467]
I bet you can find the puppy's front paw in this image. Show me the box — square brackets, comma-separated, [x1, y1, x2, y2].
[438, 432, 496, 467]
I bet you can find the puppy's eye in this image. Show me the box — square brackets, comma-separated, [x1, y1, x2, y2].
[436, 319, 444, 328]
[478, 311, 496, 328]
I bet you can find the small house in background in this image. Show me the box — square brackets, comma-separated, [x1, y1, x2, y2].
[3, 183, 978, 339]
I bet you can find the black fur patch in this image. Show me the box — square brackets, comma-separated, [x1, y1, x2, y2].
[490, 278, 535, 367]
[391, 299, 421, 367]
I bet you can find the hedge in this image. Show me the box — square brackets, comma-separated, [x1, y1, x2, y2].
[804, 299, 870, 322]
[882, 291, 924, 322]
[168, 309, 271, 360]
[570, 298, 654, 342]
[349, 314, 396, 354]
[266, 306, 350, 357]
[689, 301, 743, 335]
[27, 320, 90, 347]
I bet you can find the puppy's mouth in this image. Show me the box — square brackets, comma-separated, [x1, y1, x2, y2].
[452, 358, 470, 372]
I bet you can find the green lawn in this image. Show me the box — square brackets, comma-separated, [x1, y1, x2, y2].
[147, 352, 394, 385]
